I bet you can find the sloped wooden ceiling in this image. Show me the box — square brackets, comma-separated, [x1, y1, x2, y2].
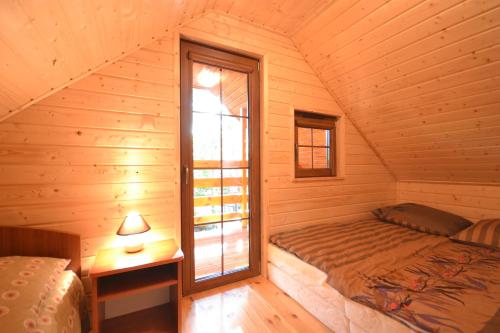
[0, 0, 181, 120]
[210, 0, 332, 34]
[292, 0, 500, 184]
[0, 0, 330, 121]
[1, 0, 499, 184]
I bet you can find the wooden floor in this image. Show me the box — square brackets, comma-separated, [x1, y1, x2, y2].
[194, 228, 249, 279]
[182, 276, 332, 333]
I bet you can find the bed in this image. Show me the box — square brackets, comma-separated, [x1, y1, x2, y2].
[0, 227, 88, 333]
[268, 218, 500, 333]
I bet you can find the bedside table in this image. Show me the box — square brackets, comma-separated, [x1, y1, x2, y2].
[89, 239, 183, 333]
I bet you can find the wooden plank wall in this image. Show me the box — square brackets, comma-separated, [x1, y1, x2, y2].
[398, 181, 500, 221]
[0, 33, 178, 273]
[292, 0, 500, 184]
[0, 11, 397, 277]
[180, 11, 397, 237]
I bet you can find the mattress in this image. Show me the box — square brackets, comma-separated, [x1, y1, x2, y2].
[269, 218, 500, 333]
[268, 243, 412, 333]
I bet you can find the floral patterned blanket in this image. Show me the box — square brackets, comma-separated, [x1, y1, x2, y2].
[0, 256, 87, 333]
[270, 219, 500, 333]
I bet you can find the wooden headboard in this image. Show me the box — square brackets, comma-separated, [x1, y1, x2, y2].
[0, 227, 81, 276]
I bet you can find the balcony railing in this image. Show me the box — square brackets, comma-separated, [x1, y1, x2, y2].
[193, 160, 248, 225]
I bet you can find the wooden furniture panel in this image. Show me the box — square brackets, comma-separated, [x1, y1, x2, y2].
[102, 303, 176, 333]
[90, 239, 183, 333]
[97, 265, 178, 301]
[0, 226, 81, 276]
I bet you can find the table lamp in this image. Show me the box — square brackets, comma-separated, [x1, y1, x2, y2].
[116, 211, 151, 253]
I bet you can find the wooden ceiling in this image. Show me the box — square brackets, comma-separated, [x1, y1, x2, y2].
[211, 0, 332, 35]
[1, 0, 499, 184]
[292, 0, 500, 184]
[0, 0, 179, 120]
[0, 0, 329, 121]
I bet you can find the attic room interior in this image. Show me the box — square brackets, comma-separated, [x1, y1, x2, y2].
[0, 0, 499, 332]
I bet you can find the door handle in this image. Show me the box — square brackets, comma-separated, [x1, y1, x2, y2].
[184, 166, 189, 185]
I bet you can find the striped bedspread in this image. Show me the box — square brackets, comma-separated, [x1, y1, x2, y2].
[270, 218, 500, 333]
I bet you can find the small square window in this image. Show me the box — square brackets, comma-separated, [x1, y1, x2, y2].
[295, 111, 336, 178]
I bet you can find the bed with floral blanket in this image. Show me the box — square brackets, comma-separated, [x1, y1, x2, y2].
[270, 218, 500, 333]
[0, 256, 87, 333]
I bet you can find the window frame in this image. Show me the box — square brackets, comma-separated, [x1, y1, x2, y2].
[180, 39, 261, 295]
[294, 110, 337, 178]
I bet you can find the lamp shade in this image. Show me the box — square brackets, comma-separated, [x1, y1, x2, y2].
[117, 212, 151, 236]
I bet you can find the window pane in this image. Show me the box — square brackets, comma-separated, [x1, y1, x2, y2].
[193, 170, 221, 225]
[222, 115, 248, 168]
[193, 113, 221, 169]
[313, 129, 329, 147]
[195, 223, 222, 280]
[313, 148, 329, 169]
[298, 147, 312, 168]
[192, 63, 223, 114]
[223, 220, 249, 274]
[221, 69, 248, 117]
[222, 169, 249, 221]
[297, 127, 312, 146]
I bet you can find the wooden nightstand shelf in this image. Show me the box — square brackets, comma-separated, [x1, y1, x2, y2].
[90, 239, 184, 333]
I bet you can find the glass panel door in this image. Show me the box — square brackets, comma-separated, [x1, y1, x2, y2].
[180, 40, 260, 294]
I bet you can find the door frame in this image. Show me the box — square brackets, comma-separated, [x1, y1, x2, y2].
[180, 39, 261, 295]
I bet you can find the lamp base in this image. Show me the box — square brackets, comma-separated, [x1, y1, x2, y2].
[124, 242, 144, 253]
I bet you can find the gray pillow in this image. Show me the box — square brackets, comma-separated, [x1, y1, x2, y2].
[372, 203, 472, 236]
[451, 219, 500, 249]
